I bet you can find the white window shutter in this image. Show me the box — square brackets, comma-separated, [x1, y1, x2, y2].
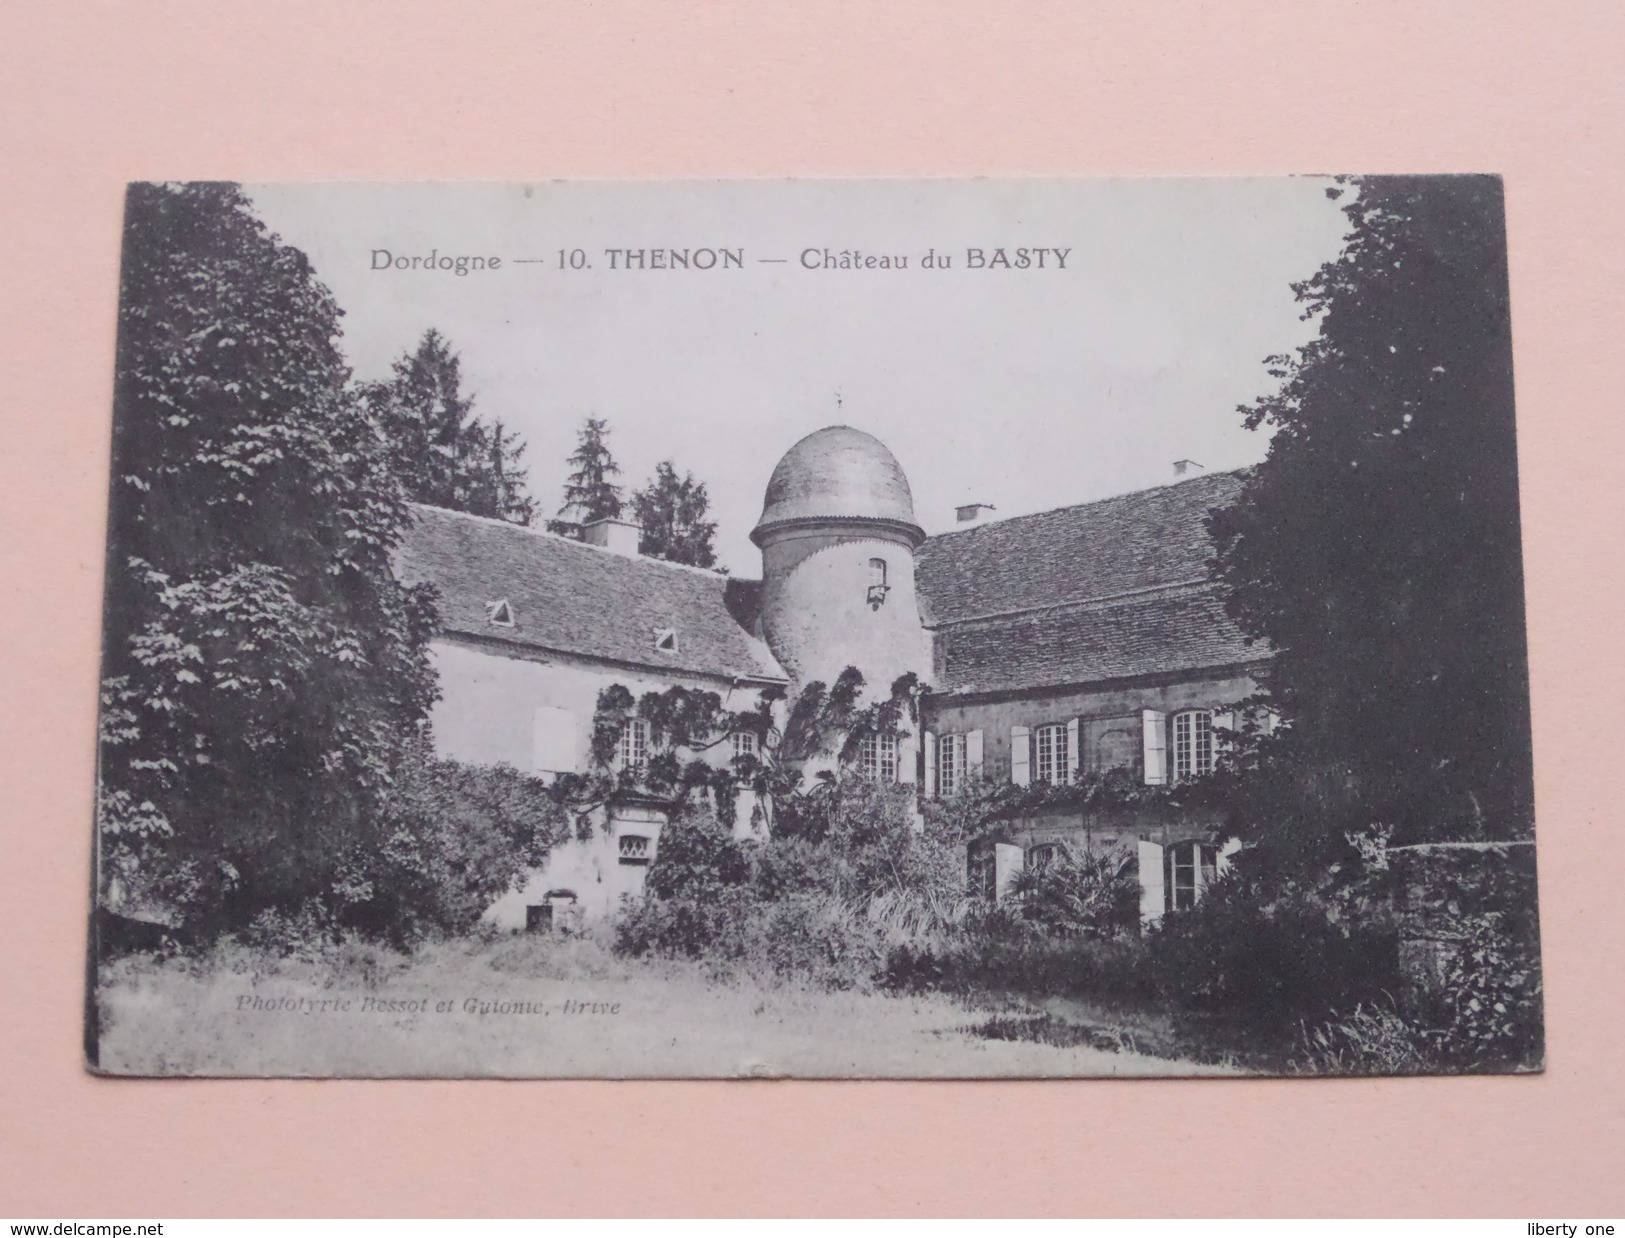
[897, 732, 917, 785]
[1010, 726, 1030, 786]
[1138, 840, 1165, 925]
[923, 731, 937, 796]
[1217, 837, 1242, 877]
[1141, 709, 1167, 786]
[531, 706, 579, 774]
[966, 729, 984, 777]
[1214, 709, 1238, 758]
[1066, 717, 1081, 784]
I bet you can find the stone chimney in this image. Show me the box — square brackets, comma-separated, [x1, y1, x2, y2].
[1173, 459, 1204, 477]
[955, 502, 996, 526]
[581, 517, 642, 556]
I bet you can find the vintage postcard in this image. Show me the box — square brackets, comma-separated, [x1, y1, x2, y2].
[87, 177, 1541, 1078]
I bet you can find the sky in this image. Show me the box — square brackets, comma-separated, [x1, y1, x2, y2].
[248, 179, 1352, 574]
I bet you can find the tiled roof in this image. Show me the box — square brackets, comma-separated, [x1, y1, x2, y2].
[932, 585, 1264, 696]
[396, 504, 786, 684]
[915, 469, 1249, 626]
[916, 470, 1266, 695]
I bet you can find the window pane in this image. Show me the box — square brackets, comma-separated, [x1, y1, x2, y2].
[938, 733, 962, 795]
[1172, 842, 1197, 909]
[619, 719, 647, 767]
[1033, 723, 1067, 784]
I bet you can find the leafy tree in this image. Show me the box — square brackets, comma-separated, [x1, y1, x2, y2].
[368, 329, 535, 524]
[547, 416, 622, 536]
[631, 461, 719, 567]
[99, 182, 439, 929]
[1210, 175, 1533, 857]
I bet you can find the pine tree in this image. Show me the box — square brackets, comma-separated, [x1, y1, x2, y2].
[632, 461, 719, 568]
[460, 417, 537, 526]
[548, 417, 623, 536]
[373, 329, 535, 524]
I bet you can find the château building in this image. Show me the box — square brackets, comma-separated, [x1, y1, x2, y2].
[396, 426, 1266, 927]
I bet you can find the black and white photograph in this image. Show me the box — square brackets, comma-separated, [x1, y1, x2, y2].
[88, 176, 1541, 1078]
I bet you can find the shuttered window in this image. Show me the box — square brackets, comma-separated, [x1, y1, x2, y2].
[1168, 840, 1220, 911]
[1171, 710, 1214, 781]
[937, 733, 967, 795]
[1033, 722, 1069, 785]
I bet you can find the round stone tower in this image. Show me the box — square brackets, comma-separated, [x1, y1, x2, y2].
[751, 426, 931, 693]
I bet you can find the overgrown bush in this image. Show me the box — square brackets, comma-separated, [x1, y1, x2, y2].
[332, 743, 570, 944]
[615, 786, 962, 989]
[615, 879, 888, 990]
[1294, 904, 1544, 1075]
[239, 902, 342, 962]
[1142, 863, 1399, 1036]
[1434, 906, 1542, 1070]
[883, 918, 1152, 1003]
[1005, 844, 1141, 940]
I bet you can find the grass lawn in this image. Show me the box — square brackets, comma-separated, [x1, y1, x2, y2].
[93, 933, 1244, 1079]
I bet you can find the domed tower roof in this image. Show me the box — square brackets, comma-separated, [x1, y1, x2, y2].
[751, 426, 925, 547]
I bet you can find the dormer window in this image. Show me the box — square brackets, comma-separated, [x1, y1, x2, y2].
[486, 599, 514, 627]
[653, 627, 679, 653]
[867, 558, 890, 610]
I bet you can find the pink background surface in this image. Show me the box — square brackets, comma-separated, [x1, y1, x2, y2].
[2, 0, 1622, 1217]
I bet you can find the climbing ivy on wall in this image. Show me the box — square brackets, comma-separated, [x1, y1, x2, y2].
[562, 668, 928, 834]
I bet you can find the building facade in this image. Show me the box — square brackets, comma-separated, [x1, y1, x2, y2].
[397, 425, 1267, 927]
[395, 505, 787, 925]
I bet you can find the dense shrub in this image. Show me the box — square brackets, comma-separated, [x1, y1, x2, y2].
[644, 804, 751, 900]
[1433, 906, 1542, 1069]
[615, 787, 958, 989]
[1142, 866, 1399, 1035]
[1005, 844, 1141, 940]
[614, 883, 759, 965]
[615, 881, 888, 990]
[332, 744, 570, 944]
[1288, 841, 1542, 1074]
[884, 919, 1152, 1003]
[614, 806, 760, 964]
